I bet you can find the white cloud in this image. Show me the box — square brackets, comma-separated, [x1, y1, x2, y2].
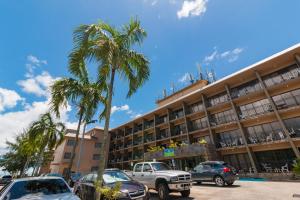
[177, 0, 207, 19]
[0, 98, 73, 151]
[203, 47, 244, 64]
[18, 71, 58, 97]
[26, 55, 47, 76]
[178, 73, 191, 83]
[0, 88, 24, 112]
[111, 104, 130, 115]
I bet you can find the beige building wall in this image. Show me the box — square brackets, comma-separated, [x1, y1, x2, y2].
[49, 127, 106, 175]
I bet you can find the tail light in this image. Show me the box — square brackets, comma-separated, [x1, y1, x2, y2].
[223, 167, 231, 173]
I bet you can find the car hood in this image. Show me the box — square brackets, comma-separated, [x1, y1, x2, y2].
[154, 170, 190, 176]
[14, 192, 80, 200]
[106, 181, 145, 193]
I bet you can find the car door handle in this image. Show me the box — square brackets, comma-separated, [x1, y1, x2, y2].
[141, 174, 144, 177]
[132, 174, 135, 177]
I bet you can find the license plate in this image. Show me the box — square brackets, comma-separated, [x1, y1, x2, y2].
[184, 186, 190, 190]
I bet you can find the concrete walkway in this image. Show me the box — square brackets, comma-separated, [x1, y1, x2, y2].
[150, 181, 300, 200]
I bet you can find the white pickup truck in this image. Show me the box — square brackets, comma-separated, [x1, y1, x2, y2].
[129, 162, 192, 200]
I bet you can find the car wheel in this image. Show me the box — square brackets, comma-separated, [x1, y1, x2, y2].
[214, 176, 225, 187]
[180, 189, 190, 198]
[75, 190, 82, 199]
[157, 183, 169, 200]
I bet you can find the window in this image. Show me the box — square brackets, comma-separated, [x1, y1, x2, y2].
[94, 142, 102, 148]
[134, 164, 143, 172]
[67, 139, 75, 146]
[143, 164, 152, 172]
[93, 154, 101, 160]
[64, 152, 71, 159]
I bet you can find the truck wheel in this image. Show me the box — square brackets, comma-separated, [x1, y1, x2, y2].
[157, 183, 169, 200]
[181, 189, 190, 198]
[214, 176, 225, 187]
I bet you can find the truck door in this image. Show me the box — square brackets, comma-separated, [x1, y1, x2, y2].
[142, 163, 155, 189]
[132, 163, 143, 182]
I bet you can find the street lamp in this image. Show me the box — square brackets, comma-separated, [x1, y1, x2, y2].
[76, 119, 97, 173]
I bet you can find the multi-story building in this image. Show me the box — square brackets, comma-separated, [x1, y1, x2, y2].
[49, 127, 105, 175]
[108, 44, 300, 174]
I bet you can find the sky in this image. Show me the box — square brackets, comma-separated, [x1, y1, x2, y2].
[0, 0, 300, 154]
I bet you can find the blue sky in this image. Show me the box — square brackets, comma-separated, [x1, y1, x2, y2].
[0, 0, 300, 153]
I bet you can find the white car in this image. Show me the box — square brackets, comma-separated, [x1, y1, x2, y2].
[0, 176, 80, 200]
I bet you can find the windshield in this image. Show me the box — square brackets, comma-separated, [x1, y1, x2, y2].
[151, 163, 171, 171]
[103, 171, 131, 184]
[5, 179, 70, 199]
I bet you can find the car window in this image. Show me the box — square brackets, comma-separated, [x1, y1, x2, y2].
[194, 164, 204, 172]
[203, 164, 212, 171]
[103, 171, 131, 184]
[5, 179, 70, 199]
[151, 163, 171, 171]
[143, 164, 152, 172]
[0, 182, 12, 197]
[134, 164, 143, 172]
[85, 174, 95, 183]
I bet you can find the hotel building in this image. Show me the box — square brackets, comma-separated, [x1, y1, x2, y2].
[108, 44, 300, 174]
[49, 128, 105, 175]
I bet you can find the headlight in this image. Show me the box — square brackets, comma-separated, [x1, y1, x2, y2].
[170, 176, 178, 182]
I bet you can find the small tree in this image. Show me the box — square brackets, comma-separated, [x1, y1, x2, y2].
[293, 159, 300, 175]
[94, 181, 122, 200]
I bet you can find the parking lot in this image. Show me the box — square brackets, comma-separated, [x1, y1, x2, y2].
[1, 181, 299, 200]
[149, 181, 300, 200]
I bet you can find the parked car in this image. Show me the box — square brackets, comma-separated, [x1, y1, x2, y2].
[69, 172, 82, 187]
[0, 175, 12, 185]
[190, 161, 237, 186]
[74, 169, 149, 200]
[129, 162, 192, 200]
[0, 177, 80, 200]
[43, 173, 64, 178]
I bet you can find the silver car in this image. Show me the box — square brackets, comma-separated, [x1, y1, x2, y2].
[0, 177, 79, 200]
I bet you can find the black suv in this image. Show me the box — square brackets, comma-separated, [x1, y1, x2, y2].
[74, 169, 150, 200]
[191, 161, 237, 186]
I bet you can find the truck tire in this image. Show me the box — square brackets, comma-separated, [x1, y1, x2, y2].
[157, 183, 169, 200]
[181, 189, 190, 198]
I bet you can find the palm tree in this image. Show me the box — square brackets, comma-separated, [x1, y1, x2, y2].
[28, 112, 66, 176]
[50, 61, 106, 179]
[69, 18, 150, 183]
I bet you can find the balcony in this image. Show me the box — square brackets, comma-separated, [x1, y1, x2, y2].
[125, 128, 133, 136]
[169, 110, 184, 121]
[171, 127, 187, 137]
[133, 153, 143, 160]
[156, 116, 168, 125]
[124, 141, 133, 148]
[156, 130, 169, 140]
[144, 143, 211, 161]
[144, 120, 154, 130]
[144, 134, 155, 143]
[247, 131, 287, 145]
[217, 137, 245, 149]
[133, 137, 143, 146]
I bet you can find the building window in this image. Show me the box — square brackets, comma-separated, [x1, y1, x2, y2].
[272, 88, 300, 110]
[94, 142, 102, 148]
[284, 117, 300, 137]
[189, 117, 207, 131]
[67, 139, 75, 146]
[238, 99, 272, 119]
[208, 92, 229, 107]
[231, 79, 262, 99]
[93, 154, 101, 160]
[211, 109, 236, 125]
[217, 129, 244, 148]
[64, 152, 72, 159]
[91, 166, 99, 172]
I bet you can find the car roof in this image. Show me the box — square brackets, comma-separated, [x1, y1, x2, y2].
[12, 176, 64, 182]
[135, 162, 164, 165]
[201, 161, 225, 164]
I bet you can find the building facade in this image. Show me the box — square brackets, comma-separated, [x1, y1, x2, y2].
[49, 128, 105, 175]
[108, 44, 300, 174]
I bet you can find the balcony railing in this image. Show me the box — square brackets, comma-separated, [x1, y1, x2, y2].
[133, 138, 143, 146]
[144, 135, 155, 143]
[171, 127, 187, 137]
[156, 116, 168, 125]
[144, 143, 211, 161]
[157, 130, 169, 140]
[217, 137, 244, 149]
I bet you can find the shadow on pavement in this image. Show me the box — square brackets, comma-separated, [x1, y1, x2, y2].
[193, 183, 241, 188]
[149, 191, 195, 200]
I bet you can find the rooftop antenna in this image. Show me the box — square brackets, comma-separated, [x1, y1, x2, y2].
[206, 69, 211, 83]
[163, 89, 167, 98]
[171, 82, 176, 93]
[189, 73, 194, 84]
[197, 63, 203, 80]
[211, 69, 217, 82]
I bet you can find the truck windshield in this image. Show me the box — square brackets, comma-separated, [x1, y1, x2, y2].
[151, 163, 171, 171]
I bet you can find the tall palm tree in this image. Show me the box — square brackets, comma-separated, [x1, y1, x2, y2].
[29, 112, 66, 176]
[50, 61, 106, 179]
[69, 18, 150, 183]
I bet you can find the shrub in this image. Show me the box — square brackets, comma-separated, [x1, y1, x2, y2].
[293, 159, 300, 175]
[95, 181, 122, 200]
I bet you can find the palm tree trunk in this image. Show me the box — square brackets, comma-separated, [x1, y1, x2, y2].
[66, 110, 83, 181]
[97, 68, 115, 183]
[21, 157, 30, 177]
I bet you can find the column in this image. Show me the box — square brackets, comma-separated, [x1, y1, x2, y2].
[225, 85, 258, 174]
